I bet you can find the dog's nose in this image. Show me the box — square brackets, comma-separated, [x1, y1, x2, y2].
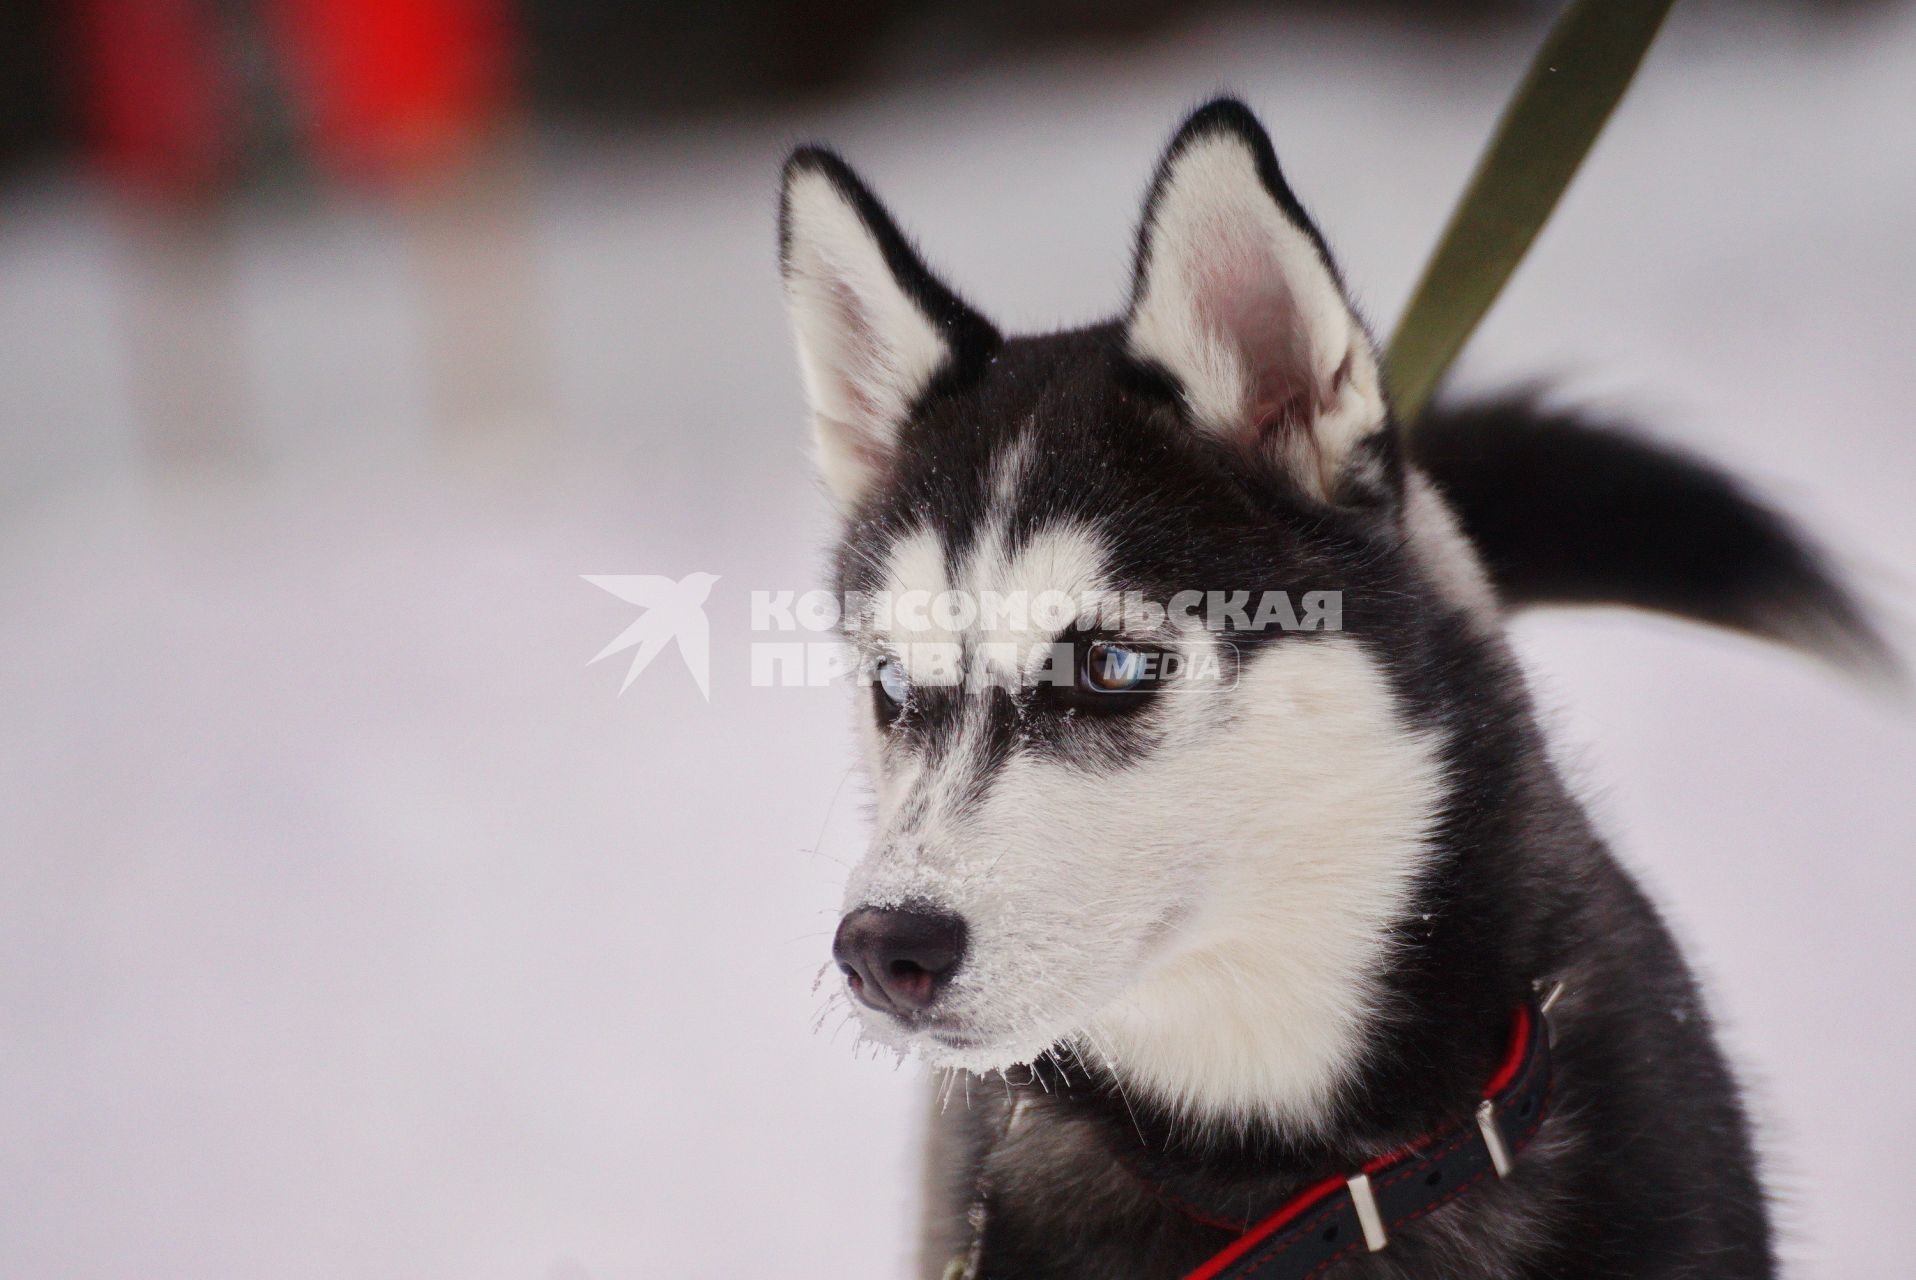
[832, 907, 967, 1013]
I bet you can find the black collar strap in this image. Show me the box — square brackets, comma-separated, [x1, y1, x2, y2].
[1181, 1002, 1554, 1280]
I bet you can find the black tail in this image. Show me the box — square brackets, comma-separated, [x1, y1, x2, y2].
[1410, 395, 1895, 679]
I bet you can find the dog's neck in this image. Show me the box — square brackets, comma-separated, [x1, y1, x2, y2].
[1007, 973, 1524, 1214]
[959, 980, 1548, 1278]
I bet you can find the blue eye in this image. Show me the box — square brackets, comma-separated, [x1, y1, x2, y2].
[875, 656, 912, 706]
[1083, 642, 1147, 692]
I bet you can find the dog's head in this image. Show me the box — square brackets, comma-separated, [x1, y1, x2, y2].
[780, 100, 1496, 1128]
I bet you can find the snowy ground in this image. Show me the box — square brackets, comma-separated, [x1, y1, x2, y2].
[3, 6, 1915, 1277]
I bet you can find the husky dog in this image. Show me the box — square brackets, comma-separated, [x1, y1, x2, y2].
[777, 99, 1882, 1279]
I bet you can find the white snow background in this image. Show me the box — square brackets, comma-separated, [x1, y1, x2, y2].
[3, 6, 1914, 1277]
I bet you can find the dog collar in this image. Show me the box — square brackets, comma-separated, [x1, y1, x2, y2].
[1180, 995, 1556, 1280]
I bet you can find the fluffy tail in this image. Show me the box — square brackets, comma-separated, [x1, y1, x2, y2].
[1410, 395, 1896, 679]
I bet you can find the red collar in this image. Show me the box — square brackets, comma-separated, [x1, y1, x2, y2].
[1181, 1001, 1554, 1280]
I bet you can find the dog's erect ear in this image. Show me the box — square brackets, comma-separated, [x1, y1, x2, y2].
[779, 148, 999, 507]
[1126, 99, 1391, 502]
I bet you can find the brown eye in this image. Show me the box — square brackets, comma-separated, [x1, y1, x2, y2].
[1081, 642, 1149, 693]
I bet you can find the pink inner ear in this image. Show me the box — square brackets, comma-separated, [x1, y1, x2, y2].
[824, 276, 890, 437]
[1194, 235, 1319, 439]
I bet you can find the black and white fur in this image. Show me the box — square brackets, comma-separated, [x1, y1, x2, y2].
[778, 98, 1882, 1279]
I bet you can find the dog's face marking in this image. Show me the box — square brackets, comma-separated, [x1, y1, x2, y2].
[837, 465, 1446, 1128]
[783, 103, 1479, 1128]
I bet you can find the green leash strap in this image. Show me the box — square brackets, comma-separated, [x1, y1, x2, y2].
[1385, 0, 1676, 426]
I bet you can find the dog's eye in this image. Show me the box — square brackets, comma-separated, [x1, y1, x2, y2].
[1047, 639, 1163, 717]
[873, 656, 911, 723]
[1082, 642, 1148, 693]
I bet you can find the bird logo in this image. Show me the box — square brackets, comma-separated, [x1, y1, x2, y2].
[582, 572, 720, 699]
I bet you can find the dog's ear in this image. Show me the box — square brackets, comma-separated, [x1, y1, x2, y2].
[1125, 99, 1391, 503]
[779, 148, 999, 507]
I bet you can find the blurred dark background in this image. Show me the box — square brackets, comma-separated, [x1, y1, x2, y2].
[0, 1, 1897, 193]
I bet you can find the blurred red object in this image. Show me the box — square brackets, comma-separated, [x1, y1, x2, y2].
[69, 0, 229, 196]
[272, 0, 515, 180]
[67, 0, 515, 198]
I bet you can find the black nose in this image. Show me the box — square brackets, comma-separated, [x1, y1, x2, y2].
[832, 907, 967, 1014]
